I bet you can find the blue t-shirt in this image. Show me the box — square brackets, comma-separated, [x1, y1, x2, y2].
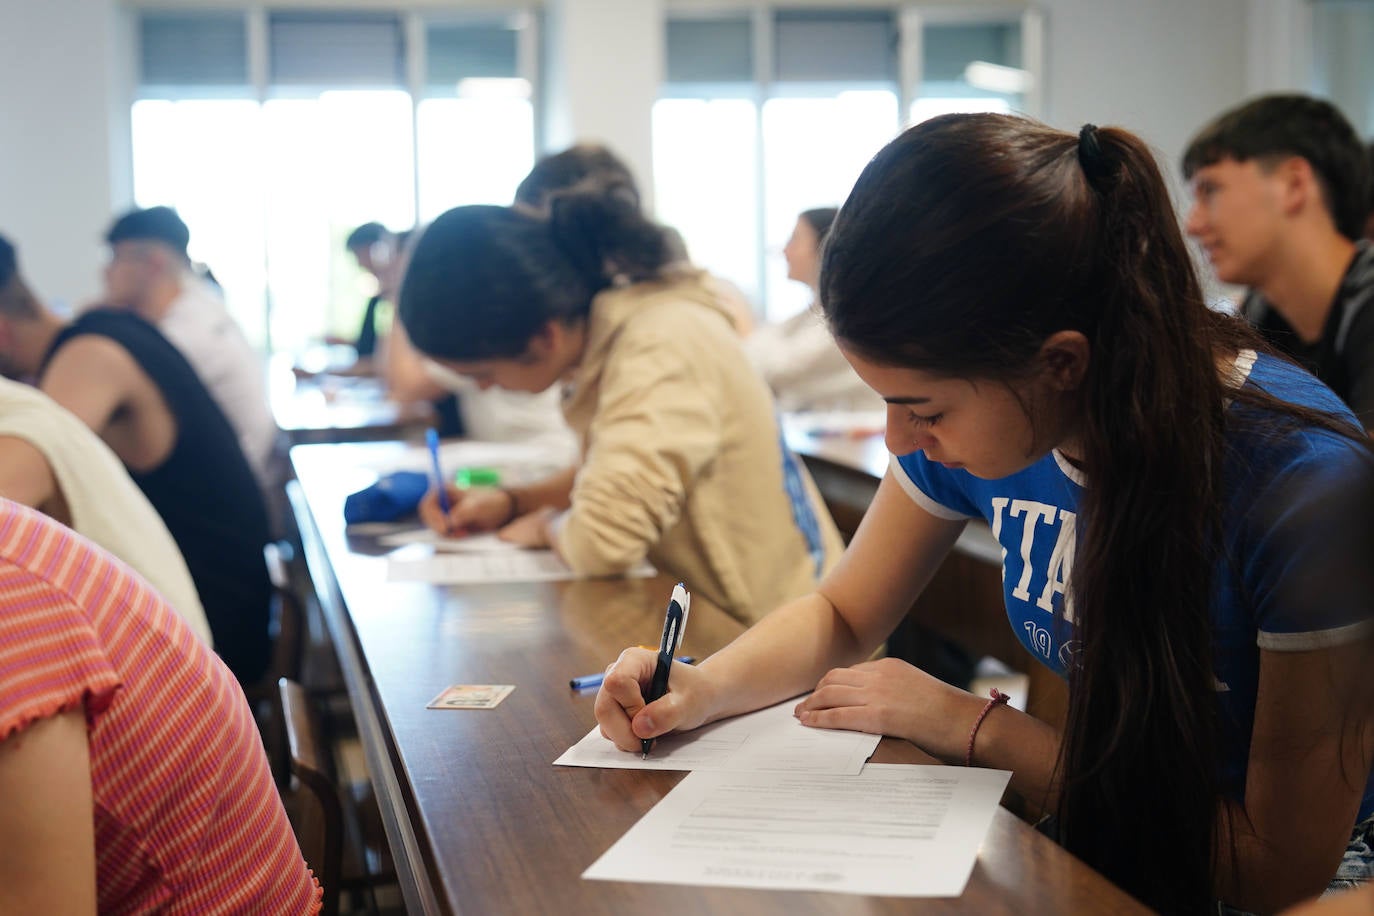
[892, 351, 1374, 818]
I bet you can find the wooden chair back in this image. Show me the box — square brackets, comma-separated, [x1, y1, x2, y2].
[279, 677, 343, 916]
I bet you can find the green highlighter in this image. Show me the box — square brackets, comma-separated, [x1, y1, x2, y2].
[453, 467, 502, 488]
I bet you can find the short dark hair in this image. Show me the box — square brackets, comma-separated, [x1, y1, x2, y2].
[514, 144, 640, 211]
[400, 189, 671, 362]
[1182, 94, 1371, 240]
[0, 233, 39, 318]
[0, 234, 15, 292]
[106, 206, 191, 258]
[1367, 141, 1374, 238]
[799, 207, 839, 246]
[345, 222, 389, 251]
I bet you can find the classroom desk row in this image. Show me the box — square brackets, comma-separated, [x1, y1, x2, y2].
[270, 358, 434, 448]
[288, 441, 1145, 914]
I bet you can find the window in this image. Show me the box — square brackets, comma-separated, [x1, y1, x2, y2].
[131, 99, 267, 344]
[913, 21, 1025, 124]
[417, 20, 535, 222]
[655, 8, 1037, 323]
[1311, 0, 1374, 135]
[130, 10, 538, 353]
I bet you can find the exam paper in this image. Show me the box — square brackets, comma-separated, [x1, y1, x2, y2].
[554, 698, 880, 775]
[386, 547, 654, 585]
[353, 440, 555, 477]
[377, 530, 514, 552]
[583, 764, 1011, 897]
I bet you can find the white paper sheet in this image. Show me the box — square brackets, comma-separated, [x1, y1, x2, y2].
[386, 547, 654, 585]
[583, 764, 1011, 897]
[377, 529, 514, 552]
[352, 440, 565, 482]
[554, 698, 880, 775]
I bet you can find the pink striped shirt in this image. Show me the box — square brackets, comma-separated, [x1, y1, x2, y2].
[0, 499, 321, 914]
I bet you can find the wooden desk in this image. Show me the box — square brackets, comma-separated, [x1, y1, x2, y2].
[289, 442, 1144, 915]
[270, 356, 433, 447]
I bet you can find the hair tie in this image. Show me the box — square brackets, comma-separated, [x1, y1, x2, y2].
[1076, 123, 1114, 192]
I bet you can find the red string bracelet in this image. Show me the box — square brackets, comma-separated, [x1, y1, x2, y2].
[964, 687, 1011, 767]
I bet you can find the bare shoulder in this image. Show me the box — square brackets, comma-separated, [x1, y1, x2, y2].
[44, 334, 143, 384]
[40, 334, 154, 433]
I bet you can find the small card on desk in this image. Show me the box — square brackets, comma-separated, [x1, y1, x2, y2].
[426, 685, 514, 710]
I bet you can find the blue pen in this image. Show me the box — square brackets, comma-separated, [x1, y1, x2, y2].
[425, 429, 452, 516]
[569, 656, 695, 690]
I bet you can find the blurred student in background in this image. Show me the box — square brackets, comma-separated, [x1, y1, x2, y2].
[1184, 95, 1374, 431]
[102, 205, 278, 480]
[0, 235, 211, 645]
[403, 182, 843, 625]
[745, 207, 883, 412]
[342, 221, 393, 364]
[516, 143, 755, 336]
[0, 233, 272, 684]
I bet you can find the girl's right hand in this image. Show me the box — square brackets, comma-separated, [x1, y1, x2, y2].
[594, 647, 714, 752]
[417, 485, 514, 536]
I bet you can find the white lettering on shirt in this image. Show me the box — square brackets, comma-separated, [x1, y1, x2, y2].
[990, 497, 1010, 584]
[1038, 509, 1076, 622]
[1009, 500, 1057, 601]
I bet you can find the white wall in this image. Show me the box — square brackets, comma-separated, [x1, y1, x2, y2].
[0, 0, 135, 311]
[542, 0, 663, 203]
[1245, 0, 1311, 98]
[1037, 0, 1249, 171]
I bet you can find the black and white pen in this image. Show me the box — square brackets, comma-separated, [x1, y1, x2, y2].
[642, 582, 690, 759]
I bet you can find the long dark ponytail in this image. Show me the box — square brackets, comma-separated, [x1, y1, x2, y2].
[399, 178, 673, 361]
[819, 113, 1357, 913]
[1056, 123, 1226, 915]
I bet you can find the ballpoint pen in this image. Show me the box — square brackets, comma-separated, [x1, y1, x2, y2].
[642, 583, 690, 759]
[425, 428, 452, 518]
[568, 656, 695, 690]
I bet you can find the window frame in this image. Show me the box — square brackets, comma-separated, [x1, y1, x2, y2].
[130, 6, 541, 352]
[657, 4, 1043, 319]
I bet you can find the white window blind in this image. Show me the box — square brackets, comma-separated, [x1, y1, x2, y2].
[924, 23, 1023, 82]
[426, 23, 520, 92]
[139, 12, 248, 90]
[665, 18, 753, 84]
[774, 12, 896, 83]
[269, 12, 404, 88]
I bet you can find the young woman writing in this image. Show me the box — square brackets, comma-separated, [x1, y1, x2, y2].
[594, 115, 1374, 914]
[399, 184, 843, 626]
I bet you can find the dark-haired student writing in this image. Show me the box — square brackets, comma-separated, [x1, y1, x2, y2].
[404, 184, 842, 626]
[595, 115, 1374, 915]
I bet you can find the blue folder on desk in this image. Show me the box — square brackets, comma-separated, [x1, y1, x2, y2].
[344, 470, 430, 524]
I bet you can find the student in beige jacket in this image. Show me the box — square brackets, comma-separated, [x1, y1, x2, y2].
[404, 183, 843, 625]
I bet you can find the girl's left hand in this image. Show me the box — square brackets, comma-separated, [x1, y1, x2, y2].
[794, 657, 975, 760]
[497, 507, 556, 549]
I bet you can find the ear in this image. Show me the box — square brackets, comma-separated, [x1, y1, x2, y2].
[1272, 156, 1321, 221]
[1037, 330, 1090, 392]
[525, 319, 566, 360]
[148, 246, 174, 272]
